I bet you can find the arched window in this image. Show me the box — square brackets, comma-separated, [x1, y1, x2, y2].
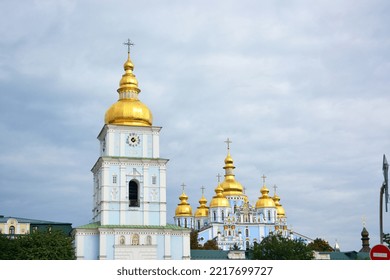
[221, 210, 225, 221]
[213, 211, 217, 222]
[146, 235, 152, 245]
[245, 228, 249, 236]
[246, 241, 250, 250]
[184, 218, 188, 228]
[267, 210, 271, 221]
[132, 234, 139, 245]
[129, 180, 139, 207]
[9, 226, 15, 235]
[197, 220, 201, 230]
[178, 219, 181, 227]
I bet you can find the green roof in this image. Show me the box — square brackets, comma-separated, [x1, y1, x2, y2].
[0, 216, 71, 225]
[191, 250, 229, 260]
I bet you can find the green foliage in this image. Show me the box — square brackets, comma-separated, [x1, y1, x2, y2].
[307, 238, 334, 252]
[251, 234, 314, 260]
[0, 230, 75, 260]
[190, 230, 202, 249]
[202, 239, 219, 250]
[190, 230, 219, 250]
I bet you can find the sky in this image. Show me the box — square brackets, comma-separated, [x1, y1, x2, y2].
[0, 0, 389, 252]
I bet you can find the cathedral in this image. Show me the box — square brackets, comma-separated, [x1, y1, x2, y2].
[174, 141, 291, 251]
[73, 41, 304, 259]
[73, 42, 191, 260]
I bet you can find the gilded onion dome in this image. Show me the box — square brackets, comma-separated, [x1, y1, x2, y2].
[195, 192, 209, 217]
[105, 48, 153, 126]
[220, 151, 244, 196]
[175, 191, 193, 216]
[255, 183, 276, 208]
[210, 184, 230, 208]
[272, 193, 286, 217]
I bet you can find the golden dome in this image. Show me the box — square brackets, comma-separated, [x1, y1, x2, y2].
[210, 184, 230, 208]
[220, 151, 244, 196]
[195, 193, 209, 217]
[273, 193, 286, 217]
[104, 51, 153, 126]
[175, 191, 193, 216]
[255, 184, 276, 208]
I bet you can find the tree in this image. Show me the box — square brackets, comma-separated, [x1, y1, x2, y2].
[203, 238, 219, 250]
[307, 238, 334, 252]
[251, 234, 314, 260]
[0, 230, 75, 260]
[190, 230, 202, 249]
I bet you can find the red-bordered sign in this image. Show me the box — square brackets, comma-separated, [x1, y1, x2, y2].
[370, 244, 390, 260]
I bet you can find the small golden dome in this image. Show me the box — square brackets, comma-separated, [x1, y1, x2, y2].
[273, 193, 286, 217]
[221, 152, 244, 196]
[195, 194, 209, 217]
[210, 184, 230, 208]
[104, 52, 153, 126]
[175, 191, 193, 216]
[255, 184, 276, 208]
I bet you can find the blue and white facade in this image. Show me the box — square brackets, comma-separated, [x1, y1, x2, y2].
[74, 48, 191, 260]
[175, 148, 291, 251]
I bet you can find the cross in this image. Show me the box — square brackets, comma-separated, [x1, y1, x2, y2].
[201, 186, 205, 195]
[224, 138, 232, 151]
[216, 173, 222, 182]
[181, 183, 186, 192]
[123, 39, 134, 54]
[273, 185, 278, 195]
[243, 186, 246, 194]
[261, 174, 267, 184]
[362, 215, 366, 227]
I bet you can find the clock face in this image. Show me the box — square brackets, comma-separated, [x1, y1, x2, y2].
[127, 133, 140, 147]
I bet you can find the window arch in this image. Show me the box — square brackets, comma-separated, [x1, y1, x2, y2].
[132, 234, 139, 245]
[129, 180, 139, 207]
[146, 235, 152, 245]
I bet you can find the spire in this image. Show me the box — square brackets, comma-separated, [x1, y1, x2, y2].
[209, 183, 230, 208]
[175, 183, 193, 216]
[195, 186, 209, 217]
[359, 217, 371, 252]
[221, 138, 244, 196]
[272, 185, 286, 218]
[104, 39, 153, 126]
[118, 39, 140, 95]
[255, 174, 276, 209]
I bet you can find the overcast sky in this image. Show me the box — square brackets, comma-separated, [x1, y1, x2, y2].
[1, 0, 389, 252]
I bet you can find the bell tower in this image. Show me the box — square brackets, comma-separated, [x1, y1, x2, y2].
[91, 40, 168, 227]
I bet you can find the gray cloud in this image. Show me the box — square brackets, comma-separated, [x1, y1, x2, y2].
[0, 0, 389, 252]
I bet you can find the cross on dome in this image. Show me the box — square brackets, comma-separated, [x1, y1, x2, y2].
[261, 174, 267, 185]
[123, 38, 134, 54]
[216, 173, 222, 183]
[224, 138, 232, 151]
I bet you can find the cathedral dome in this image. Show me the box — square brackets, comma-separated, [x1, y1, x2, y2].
[220, 152, 244, 196]
[210, 184, 230, 208]
[255, 184, 276, 208]
[104, 51, 153, 126]
[175, 192, 193, 216]
[273, 193, 286, 217]
[195, 194, 209, 217]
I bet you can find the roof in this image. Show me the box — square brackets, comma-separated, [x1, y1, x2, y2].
[191, 250, 229, 260]
[329, 251, 370, 260]
[0, 216, 71, 225]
